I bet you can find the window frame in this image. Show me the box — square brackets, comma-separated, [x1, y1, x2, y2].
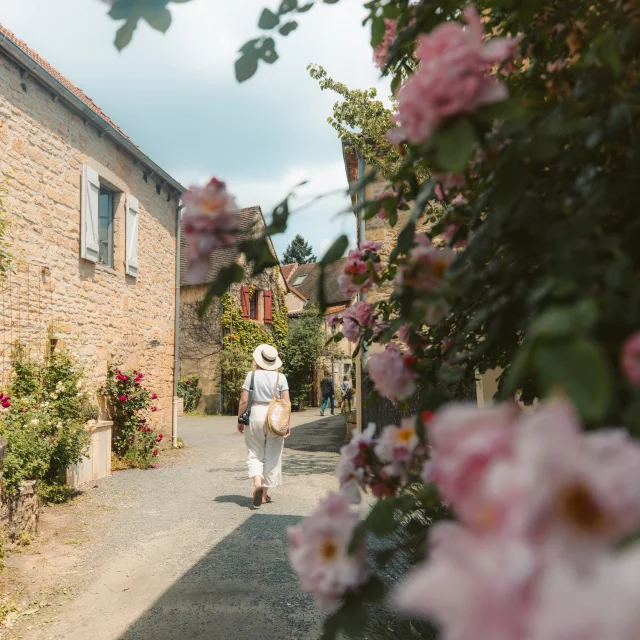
[98, 186, 115, 268]
[249, 290, 260, 320]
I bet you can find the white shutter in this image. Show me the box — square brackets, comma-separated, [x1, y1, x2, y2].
[80, 164, 100, 262]
[125, 194, 140, 278]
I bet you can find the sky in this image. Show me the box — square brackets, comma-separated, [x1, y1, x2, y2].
[0, 0, 389, 259]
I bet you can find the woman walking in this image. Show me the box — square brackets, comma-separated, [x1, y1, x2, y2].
[237, 344, 290, 507]
[339, 375, 353, 414]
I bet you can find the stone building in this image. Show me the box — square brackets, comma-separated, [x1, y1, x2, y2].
[281, 259, 356, 407]
[0, 26, 184, 435]
[179, 206, 288, 413]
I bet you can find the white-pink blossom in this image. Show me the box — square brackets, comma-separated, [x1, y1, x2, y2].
[375, 417, 420, 474]
[395, 521, 537, 639]
[288, 493, 368, 609]
[388, 6, 517, 144]
[336, 423, 376, 504]
[373, 19, 397, 70]
[342, 301, 374, 342]
[181, 178, 239, 284]
[367, 342, 417, 404]
[396, 234, 455, 292]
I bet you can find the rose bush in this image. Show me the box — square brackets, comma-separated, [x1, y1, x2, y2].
[102, 366, 162, 468]
[0, 349, 92, 498]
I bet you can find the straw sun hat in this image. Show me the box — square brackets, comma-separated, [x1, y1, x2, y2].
[252, 344, 282, 371]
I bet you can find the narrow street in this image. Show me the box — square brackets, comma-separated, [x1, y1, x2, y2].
[3, 411, 345, 640]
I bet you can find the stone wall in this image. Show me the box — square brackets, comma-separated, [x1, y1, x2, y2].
[0, 49, 178, 435]
[180, 265, 285, 413]
[0, 480, 39, 545]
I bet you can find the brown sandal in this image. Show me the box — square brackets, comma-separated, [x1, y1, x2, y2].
[262, 495, 272, 504]
[252, 487, 264, 507]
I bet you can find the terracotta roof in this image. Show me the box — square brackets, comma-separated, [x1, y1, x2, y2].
[180, 206, 278, 287]
[283, 259, 351, 307]
[0, 24, 184, 192]
[281, 263, 298, 280]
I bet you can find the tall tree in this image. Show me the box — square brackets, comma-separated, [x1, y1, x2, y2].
[282, 234, 316, 265]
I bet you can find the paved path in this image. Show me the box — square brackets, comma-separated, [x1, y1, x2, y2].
[10, 410, 346, 640]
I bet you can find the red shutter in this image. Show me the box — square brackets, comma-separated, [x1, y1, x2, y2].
[264, 289, 273, 324]
[240, 286, 250, 319]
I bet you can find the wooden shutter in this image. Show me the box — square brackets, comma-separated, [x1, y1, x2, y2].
[240, 286, 250, 319]
[125, 194, 139, 277]
[80, 164, 100, 262]
[264, 289, 273, 324]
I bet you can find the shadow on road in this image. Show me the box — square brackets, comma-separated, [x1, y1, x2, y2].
[119, 514, 318, 640]
[285, 415, 345, 454]
[284, 451, 338, 476]
[213, 494, 253, 508]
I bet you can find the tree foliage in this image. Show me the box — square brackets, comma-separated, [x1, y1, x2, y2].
[282, 309, 324, 408]
[282, 234, 316, 265]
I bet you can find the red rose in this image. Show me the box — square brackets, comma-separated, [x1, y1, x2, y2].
[403, 354, 418, 370]
[34, 405, 39, 410]
[151, 406, 158, 412]
[185, 380, 190, 385]
[119, 395, 127, 402]
[151, 393, 157, 400]
[156, 434, 163, 442]
[153, 449, 159, 457]
[1, 401, 10, 408]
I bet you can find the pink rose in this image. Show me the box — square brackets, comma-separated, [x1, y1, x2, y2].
[375, 417, 420, 475]
[156, 434, 163, 443]
[373, 19, 397, 70]
[394, 522, 537, 637]
[388, 6, 516, 144]
[367, 343, 417, 404]
[181, 178, 240, 285]
[151, 393, 158, 400]
[153, 449, 159, 457]
[396, 234, 455, 292]
[338, 242, 382, 296]
[119, 395, 127, 402]
[151, 406, 158, 412]
[288, 493, 368, 609]
[336, 424, 377, 504]
[621, 331, 640, 384]
[342, 301, 374, 342]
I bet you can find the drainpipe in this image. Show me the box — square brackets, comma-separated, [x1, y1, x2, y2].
[172, 205, 183, 448]
[357, 152, 366, 432]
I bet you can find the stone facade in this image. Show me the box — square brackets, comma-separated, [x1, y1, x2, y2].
[0, 480, 39, 545]
[0, 41, 181, 435]
[180, 262, 286, 414]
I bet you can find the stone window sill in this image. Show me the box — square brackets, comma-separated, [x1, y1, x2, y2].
[95, 263, 120, 277]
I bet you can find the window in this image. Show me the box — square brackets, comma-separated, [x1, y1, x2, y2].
[249, 290, 260, 320]
[98, 187, 114, 267]
[293, 274, 308, 286]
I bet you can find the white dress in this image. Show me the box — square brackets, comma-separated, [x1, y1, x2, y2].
[242, 370, 289, 487]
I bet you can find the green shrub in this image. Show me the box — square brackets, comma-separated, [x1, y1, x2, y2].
[178, 377, 202, 413]
[0, 349, 91, 496]
[101, 366, 163, 468]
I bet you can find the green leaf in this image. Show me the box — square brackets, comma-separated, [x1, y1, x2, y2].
[320, 613, 341, 640]
[144, 8, 172, 32]
[364, 497, 398, 537]
[235, 50, 259, 83]
[266, 198, 290, 235]
[389, 221, 415, 263]
[391, 70, 403, 94]
[108, 0, 134, 21]
[320, 234, 348, 266]
[258, 8, 280, 29]
[279, 0, 298, 13]
[432, 118, 477, 172]
[114, 19, 138, 51]
[371, 16, 385, 48]
[278, 21, 298, 36]
[198, 264, 244, 318]
[532, 339, 612, 422]
[297, 2, 314, 11]
[324, 0, 341, 4]
[258, 38, 279, 64]
[489, 160, 529, 220]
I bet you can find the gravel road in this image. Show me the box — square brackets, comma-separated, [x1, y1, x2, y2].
[7, 410, 345, 640]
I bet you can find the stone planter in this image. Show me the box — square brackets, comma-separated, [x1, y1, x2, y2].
[0, 480, 39, 545]
[66, 421, 113, 487]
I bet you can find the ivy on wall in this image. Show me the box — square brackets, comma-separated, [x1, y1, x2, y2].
[220, 288, 288, 356]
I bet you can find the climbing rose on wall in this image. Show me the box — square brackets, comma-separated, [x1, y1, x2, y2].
[388, 5, 516, 144]
[338, 241, 382, 296]
[181, 178, 240, 285]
